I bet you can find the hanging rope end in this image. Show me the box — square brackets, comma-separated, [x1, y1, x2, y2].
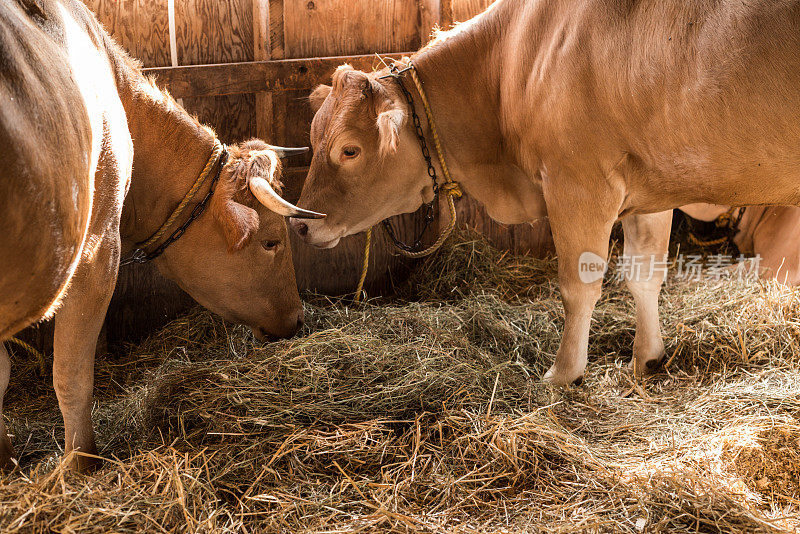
[353, 227, 373, 303]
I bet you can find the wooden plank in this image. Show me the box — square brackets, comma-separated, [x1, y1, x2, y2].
[451, 0, 493, 22]
[268, 0, 285, 59]
[83, 0, 171, 67]
[283, 0, 419, 58]
[263, 0, 286, 144]
[173, 0, 254, 64]
[174, 0, 257, 152]
[253, 0, 270, 61]
[419, 0, 453, 42]
[142, 53, 406, 98]
[279, 88, 314, 165]
[254, 0, 272, 140]
[183, 93, 256, 143]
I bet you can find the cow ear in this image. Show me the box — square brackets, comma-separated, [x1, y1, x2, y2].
[377, 108, 406, 156]
[211, 160, 261, 253]
[309, 84, 332, 113]
[216, 200, 260, 253]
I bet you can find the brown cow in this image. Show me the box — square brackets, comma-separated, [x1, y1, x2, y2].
[681, 204, 800, 286]
[0, 0, 321, 470]
[293, 0, 800, 386]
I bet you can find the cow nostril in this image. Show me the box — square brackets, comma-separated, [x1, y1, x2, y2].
[294, 221, 309, 236]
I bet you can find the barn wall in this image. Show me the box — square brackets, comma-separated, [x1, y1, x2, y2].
[451, 0, 494, 22]
[15, 0, 553, 353]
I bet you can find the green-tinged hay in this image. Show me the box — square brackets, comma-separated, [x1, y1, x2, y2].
[1, 231, 800, 532]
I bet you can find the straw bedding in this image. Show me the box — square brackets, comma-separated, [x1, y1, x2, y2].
[1, 229, 799, 533]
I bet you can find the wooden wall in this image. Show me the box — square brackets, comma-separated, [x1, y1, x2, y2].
[452, 0, 494, 22]
[16, 0, 553, 352]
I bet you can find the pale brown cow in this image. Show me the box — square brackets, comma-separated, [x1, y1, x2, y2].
[0, 0, 321, 470]
[681, 204, 800, 286]
[293, 0, 800, 386]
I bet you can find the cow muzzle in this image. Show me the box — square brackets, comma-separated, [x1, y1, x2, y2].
[290, 218, 341, 248]
[251, 309, 304, 340]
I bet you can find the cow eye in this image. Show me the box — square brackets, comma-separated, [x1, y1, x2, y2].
[261, 240, 280, 251]
[341, 146, 361, 159]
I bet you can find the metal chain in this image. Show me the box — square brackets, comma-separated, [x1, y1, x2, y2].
[378, 65, 440, 253]
[729, 206, 745, 232]
[120, 150, 228, 266]
[684, 206, 746, 250]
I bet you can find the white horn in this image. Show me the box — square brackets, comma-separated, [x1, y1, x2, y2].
[249, 177, 326, 219]
[266, 145, 309, 158]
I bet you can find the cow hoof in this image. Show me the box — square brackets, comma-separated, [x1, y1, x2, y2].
[645, 357, 664, 371]
[64, 450, 102, 473]
[628, 355, 665, 377]
[543, 365, 584, 387]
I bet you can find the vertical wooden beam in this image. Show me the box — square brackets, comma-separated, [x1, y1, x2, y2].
[419, 0, 453, 44]
[166, 0, 178, 66]
[167, 0, 183, 106]
[254, 0, 273, 140]
[253, 0, 269, 61]
[269, 0, 285, 59]
[440, 0, 454, 27]
[268, 0, 287, 144]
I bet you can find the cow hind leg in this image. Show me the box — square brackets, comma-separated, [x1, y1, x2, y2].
[542, 178, 623, 386]
[53, 232, 119, 472]
[621, 211, 672, 376]
[0, 344, 15, 470]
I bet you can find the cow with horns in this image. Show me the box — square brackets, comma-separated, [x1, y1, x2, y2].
[0, 0, 322, 470]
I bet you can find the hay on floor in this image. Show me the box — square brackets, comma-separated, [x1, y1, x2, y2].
[1, 228, 799, 533]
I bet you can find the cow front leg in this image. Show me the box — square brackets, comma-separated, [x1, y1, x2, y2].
[621, 211, 672, 376]
[53, 234, 119, 471]
[542, 182, 622, 386]
[0, 344, 14, 469]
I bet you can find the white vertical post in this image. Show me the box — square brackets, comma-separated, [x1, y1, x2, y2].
[167, 0, 183, 106]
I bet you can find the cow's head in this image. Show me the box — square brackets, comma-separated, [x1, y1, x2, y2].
[155, 139, 324, 339]
[291, 65, 433, 248]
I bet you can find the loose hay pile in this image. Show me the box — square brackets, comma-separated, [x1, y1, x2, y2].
[2, 229, 800, 533]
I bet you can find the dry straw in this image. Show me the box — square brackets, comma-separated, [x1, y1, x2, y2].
[1, 228, 799, 533]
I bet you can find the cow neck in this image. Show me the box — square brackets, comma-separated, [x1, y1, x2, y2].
[118, 74, 218, 251]
[406, 10, 503, 209]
